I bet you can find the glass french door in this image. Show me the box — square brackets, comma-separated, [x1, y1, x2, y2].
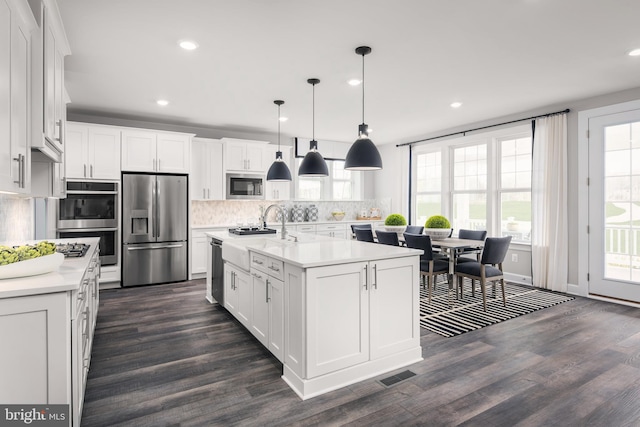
[588, 109, 640, 303]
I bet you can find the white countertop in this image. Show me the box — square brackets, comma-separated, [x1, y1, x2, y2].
[218, 233, 421, 269]
[192, 219, 384, 230]
[0, 238, 99, 299]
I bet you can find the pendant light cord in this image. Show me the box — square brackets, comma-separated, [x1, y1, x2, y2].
[312, 82, 315, 141]
[361, 52, 365, 124]
[277, 104, 281, 150]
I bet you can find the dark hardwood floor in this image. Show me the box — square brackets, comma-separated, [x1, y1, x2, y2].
[81, 280, 640, 427]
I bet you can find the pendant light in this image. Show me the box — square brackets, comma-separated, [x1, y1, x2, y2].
[298, 78, 329, 177]
[266, 100, 292, 182]
[344, 46, 383, 170]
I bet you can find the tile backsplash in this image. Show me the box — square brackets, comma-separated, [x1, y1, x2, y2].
[0, 195, 33, 242]
[191, 199, 392, 226]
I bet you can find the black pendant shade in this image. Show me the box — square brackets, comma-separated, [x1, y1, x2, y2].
[266, 100, 292, 182]
[345, 46, 383, 171]
[298, 78, 329, 177]
[298, 140, 329, 176]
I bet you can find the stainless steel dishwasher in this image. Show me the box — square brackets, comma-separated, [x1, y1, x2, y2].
[210, 237, 224, 305]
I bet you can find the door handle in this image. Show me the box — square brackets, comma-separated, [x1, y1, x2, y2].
[373, 264, 378, 289]
[84, 164, 87, 178]
[363, 265, 368, 290]
[90, 164, 94, 177]
[266, 279, 270, 303]
[126, 244, 184, 251]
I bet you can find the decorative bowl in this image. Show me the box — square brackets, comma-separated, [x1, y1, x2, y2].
[332, 212, 345, 221]
[0, 252, 65, 280]
[423, 228, 451, 240]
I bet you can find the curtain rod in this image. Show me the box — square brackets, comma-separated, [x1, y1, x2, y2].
[396, 108, 570, 147]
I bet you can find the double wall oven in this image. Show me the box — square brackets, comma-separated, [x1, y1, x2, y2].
[58, 181, 118, 266]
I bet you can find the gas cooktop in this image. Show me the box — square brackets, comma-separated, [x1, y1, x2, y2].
[56, 243, 90, 258]
[228, 227, 277, 236]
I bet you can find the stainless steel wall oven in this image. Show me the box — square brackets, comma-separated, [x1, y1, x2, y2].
[58, 181, 119, 266]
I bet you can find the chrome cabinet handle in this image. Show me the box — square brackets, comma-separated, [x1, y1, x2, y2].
[364, 265, 368, 290]
[12, 155, 22, 187]
[373, 264, 378, 289]
[158, 159, 161, 170]
[203, 189, 206, 198]
[90, 164, 94, 177]
[84, 164, 87, 177]
[266, 279, 270, 303]
[208, 188, 210, 198]
[253, 258, 264, 265]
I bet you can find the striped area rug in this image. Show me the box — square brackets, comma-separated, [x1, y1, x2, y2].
[420, 280, 575, 337]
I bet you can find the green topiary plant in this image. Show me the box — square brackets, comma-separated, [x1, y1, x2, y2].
[424, 215, 450, 229]
[385, 213, 407, 226]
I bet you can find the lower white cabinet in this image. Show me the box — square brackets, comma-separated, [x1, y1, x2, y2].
[191, 236, 208, 275]
[224, 262, 251, 328]
[316, 223, 347, 239]
[286, 255, 419, 380]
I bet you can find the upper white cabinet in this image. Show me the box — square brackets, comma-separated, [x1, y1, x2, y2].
[191, 137, 223, 200]
[0, 0, 35, 194]
[222, 137, 267, 173]
[30, 0, 70, 163]
[121, 130, 192, 173]
[264, 145, 292, 200]
[66, 122, 121, 180]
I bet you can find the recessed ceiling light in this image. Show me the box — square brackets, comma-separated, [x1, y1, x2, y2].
[628, 48, 640, 57]
[348, 79, 362, 86]
[451, 102, 463, 108]
[179, 40, 198, 50]
[156, 99, 169, 106]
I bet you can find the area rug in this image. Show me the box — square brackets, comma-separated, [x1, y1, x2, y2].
[420, 280, 574, 337]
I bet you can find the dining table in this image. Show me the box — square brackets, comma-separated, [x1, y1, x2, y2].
[431, 237, 485, 276]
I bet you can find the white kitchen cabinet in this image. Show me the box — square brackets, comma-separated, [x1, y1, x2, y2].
[222, 137, 268, 173]
[295, 224, 317, 234]
[224, 262, 251, 328]
[0, 0, 34, 194]
[288, 255, 419, 380]
[66, 122, 121, 180]
[191, 235, 208, 275]
[121, 129, 192, 173]
[250, 251, 285, 361]
[264, 145, 292, 200]
[316, 223, 348, 239]
[191, 138, 223, 200]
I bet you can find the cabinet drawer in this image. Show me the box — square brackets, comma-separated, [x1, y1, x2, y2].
[250, 252, 269, 274]
[250, 251, 284, 281]
[296, 224, 317, 233]
[317, 224, 346, 232]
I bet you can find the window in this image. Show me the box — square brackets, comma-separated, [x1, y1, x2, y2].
[499, 136, 532, 242]
[295, 159, 362, 200]
[412, 124, 532, 243]
[415, 151, 442, 224]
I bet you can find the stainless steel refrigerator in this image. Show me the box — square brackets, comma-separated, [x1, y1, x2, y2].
[122, 173, 188, 287]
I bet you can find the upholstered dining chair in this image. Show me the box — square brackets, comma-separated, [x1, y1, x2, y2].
[454, 236, 512, 311]
[354, 228, 375, 242]
[404, 225, 424, 234]
[403, 232, 450, 304]
[351, 223, 372, 238]
[376, 230, 400, 246]
[456, 229, 488, 263]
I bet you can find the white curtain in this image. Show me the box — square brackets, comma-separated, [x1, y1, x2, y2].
[531, 114, 568, 292]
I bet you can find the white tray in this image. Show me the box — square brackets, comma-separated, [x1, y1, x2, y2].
[0, 253, 65, 280]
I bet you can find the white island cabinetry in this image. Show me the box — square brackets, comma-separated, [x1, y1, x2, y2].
[214, 232, 422, 400]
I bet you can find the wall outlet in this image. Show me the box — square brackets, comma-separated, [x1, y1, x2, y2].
[511, 253, 519, 262]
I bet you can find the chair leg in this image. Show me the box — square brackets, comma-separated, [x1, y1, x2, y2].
[501, 278, 506, 307]
[481, 279, 487, 311]
[471, 278, 475, 297]
[427, 274, 432, 304]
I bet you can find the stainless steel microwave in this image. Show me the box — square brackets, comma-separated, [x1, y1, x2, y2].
[226, 173, 265, 200]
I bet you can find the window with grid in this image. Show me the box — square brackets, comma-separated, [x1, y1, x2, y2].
[452, 144, 488, 232]
[295, 159, 362, 200]
[499, 136, 532, 242]
[414, 151, 442, 224]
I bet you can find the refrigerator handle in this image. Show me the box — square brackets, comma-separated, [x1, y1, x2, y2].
[151, 179, 156, 238]
[155, 178, 160, 238]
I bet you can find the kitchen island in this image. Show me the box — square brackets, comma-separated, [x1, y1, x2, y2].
[206, 231, 423, 400]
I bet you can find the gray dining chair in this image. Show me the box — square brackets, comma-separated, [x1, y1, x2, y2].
[403, 232, 450, 304]
[351, 223, 372, 238]
[454, 236, 512, 311]
[354, 228, 375, 242]
[405, 225, 424, 234]
[376, 230, 400, 246]
[456, 229, 487, 263]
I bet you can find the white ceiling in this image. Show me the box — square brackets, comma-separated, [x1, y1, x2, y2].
[57, 0, 640, 146]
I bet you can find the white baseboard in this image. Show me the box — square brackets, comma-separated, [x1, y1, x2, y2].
[505, 273, 531, 286]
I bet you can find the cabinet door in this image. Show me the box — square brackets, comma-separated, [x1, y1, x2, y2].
[250, 271, 269, 347]
[191, 236, 207, 274]
[9, 14, 29, 193]
[190, 140, 209, 200]
[157, 133, 191, 173]
[224, 141, 247, 171]
[0, 292, 70, 404]
[65, 124, 89, 179]
[43, 13, 56, 144]
[89, 126, 121, 179]
[224, 264, 239, 314]
[369, 257, 420, 359]
[121, 130, 156, 172]
[245, 143, 265, 172]
[235, 268, 252, 328]
[306, 262, 369, 378]
[268, 276, 285, 362]
[208, 142, 223, 199]
[0, 0, 11, 191]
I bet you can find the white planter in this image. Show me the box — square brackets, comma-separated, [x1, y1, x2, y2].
[423, 228, 451, 240]
[384, 225, 406, 236]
